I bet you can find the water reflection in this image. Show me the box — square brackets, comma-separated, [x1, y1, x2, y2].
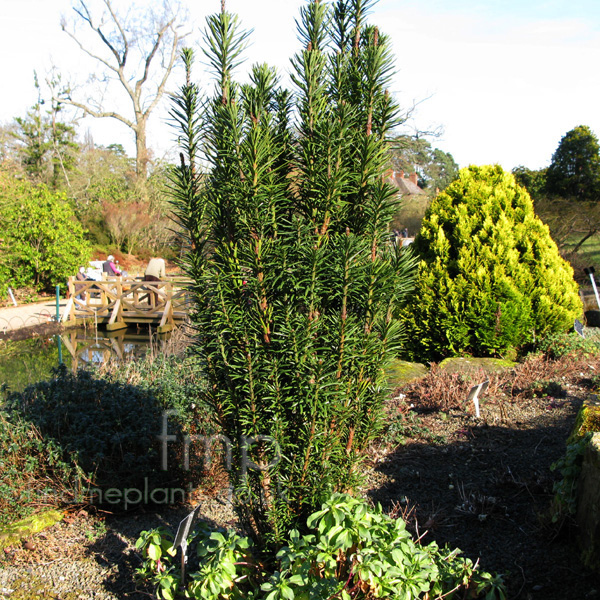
[59, 326, 171, 370]
[0, 326, 173, 394]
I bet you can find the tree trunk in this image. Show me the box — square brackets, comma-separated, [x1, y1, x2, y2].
[135, 118, 148, 179]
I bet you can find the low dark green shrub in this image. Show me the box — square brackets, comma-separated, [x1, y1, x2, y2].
[0, 409, 87, 524]
[4, 358, 211, 510]
[535, 332, 600, 359]
[6, 367, 169, 495]
[105, 353, 210, 432]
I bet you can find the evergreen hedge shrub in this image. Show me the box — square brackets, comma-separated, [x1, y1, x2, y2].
[404, 165, 581, 362]
[169, 0, 417, 546]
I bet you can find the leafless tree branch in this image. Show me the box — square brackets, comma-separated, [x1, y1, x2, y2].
[57, 0, 189, 177]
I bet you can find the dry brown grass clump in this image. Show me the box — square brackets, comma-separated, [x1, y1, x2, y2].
[401, 353, 600, 413]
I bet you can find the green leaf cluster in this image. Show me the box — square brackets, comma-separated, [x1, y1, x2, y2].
[135, 493, 506, 600]
[550, 432, 592, 522]
[169, 0, 417, 545]
[0, 168, 91, 294]
[0, 408, 88, 525]
[403, 165, 582, 362]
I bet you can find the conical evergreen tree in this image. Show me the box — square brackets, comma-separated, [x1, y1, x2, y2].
[169, 0, 416, 546]
[404, 165, 582, 362]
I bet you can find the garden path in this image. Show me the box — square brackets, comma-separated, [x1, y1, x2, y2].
[0, 298, 68, 333]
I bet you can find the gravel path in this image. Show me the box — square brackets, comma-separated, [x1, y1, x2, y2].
[0, 299, 68, 334]
[0, 496, 237, 599]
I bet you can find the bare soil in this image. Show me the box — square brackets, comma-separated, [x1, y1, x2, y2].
[3, 353, 600, 599]
[367, 356, 600, 599]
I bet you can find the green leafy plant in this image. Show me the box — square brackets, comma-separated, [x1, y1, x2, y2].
[0, 168, 91, 295]
[0, 409, 88, 524]
[386, 410, 445, 446]
[535, 332, 600, 359]
[551, 432, 592, 522]
[525, 379, 566, 399]
[403, 165, 582, 362]
[169, 0, 417, 546]
[136, 527, 180, 600]
[4, 366, 186, 505]
[135, 493, 506, 599]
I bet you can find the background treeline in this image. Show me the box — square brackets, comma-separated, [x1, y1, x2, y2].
[0, 88, 181, 296]
[512, 124, 600, 282]
[2, 63, 599, 299]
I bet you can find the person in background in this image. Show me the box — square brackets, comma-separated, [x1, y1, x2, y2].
[144, 257, 166, 306]
[102, 255, 121, 276]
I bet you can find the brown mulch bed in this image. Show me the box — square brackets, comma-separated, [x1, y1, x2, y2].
[367, 353, 600, 599]
[3, 352, 600, 598]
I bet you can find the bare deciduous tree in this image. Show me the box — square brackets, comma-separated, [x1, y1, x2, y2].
[58, 0, 188, 178]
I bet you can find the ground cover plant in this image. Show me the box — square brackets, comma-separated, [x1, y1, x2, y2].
[403, 165, 582, 362]
[0, 344, 211, 518]
[135, 493, 505, 600]
[170, 0, 417, 547]
[0, 409, 87, 525]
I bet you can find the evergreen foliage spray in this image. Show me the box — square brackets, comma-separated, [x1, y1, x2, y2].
[168, 0, 416, 546]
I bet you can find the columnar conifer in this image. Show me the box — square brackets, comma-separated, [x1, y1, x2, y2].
[169, 0, 416, 546]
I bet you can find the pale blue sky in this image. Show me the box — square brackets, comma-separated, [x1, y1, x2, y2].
[1, 0, 599, 171]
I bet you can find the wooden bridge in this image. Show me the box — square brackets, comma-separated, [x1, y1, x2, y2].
[62, 276, 192, 333]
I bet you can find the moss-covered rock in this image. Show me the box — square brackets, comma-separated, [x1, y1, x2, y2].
[386, 359, 428, 389]
[561, 395, 600, 573]
[569, 394, 600, 444]
[0, 509, 64, 551]
[577, 432, 600, 573]
[438, 356, 516, 376]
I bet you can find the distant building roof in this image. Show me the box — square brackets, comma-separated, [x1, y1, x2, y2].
[387, 170, 424, 195]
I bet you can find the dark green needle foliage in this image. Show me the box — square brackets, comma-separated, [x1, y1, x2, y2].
[169, 0, 416, 547]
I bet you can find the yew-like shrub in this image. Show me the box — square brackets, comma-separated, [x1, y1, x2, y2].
[169, 0, 416, 547]
[404, 165, 581, 362]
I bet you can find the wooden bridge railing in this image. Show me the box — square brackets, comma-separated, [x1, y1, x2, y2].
[63, 276, 192, 333]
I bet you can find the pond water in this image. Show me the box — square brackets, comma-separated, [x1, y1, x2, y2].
[0, 326, 172, 393]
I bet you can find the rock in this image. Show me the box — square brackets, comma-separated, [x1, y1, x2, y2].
[570, 396, 600, 573]
[570, 394, 600, 443]
[577, 431, 600, 573]
[438, 356, 516, 376]
[386, 359, 428, 388]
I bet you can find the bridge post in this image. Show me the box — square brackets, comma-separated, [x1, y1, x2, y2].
[158, 281, 175, 334]
[106, 279, 127, 331]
